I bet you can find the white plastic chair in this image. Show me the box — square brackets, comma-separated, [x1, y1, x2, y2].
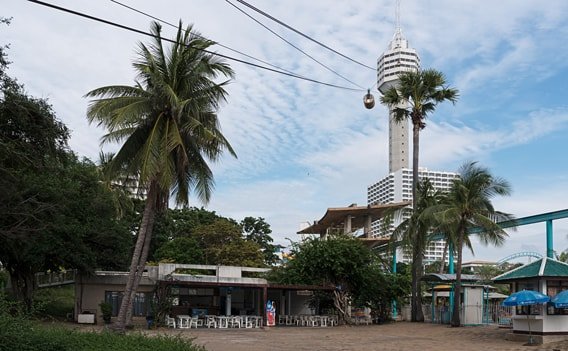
[229, 316, 242, 328]
[205, 315, 217, 328]
[189, 317, 200, 328]
[165, 315, 176, 328]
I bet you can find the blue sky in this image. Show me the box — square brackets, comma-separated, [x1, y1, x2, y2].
[4, 0, 568, 262]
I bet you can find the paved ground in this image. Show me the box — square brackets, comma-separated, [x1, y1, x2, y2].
[143, 323, 568, 351]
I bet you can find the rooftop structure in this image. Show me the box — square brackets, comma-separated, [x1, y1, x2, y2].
[297, 202, 409, 248]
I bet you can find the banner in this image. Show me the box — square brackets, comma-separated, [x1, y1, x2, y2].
[266, 300, 276, 327]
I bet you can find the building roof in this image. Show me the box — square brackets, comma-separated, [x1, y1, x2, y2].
[421, 273, 480, 283]
[297, 202, 410, 235]
[462, 260, 497, 266]
[493, 257, 568, 282]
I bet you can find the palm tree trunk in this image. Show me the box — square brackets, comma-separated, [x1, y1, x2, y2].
[411, 120, 424, 322]
[125, 218, 155, 326]
[114, 181, 158, 332]
[439, 241, 449, 274]
[411, 246, 424, 322]
[451, 230, 464, 327]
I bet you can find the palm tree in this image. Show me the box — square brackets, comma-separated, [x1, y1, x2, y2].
[381, 69, 458, 321]
[391, 179, 444, 321]
[85, 21, 236, 331]
[433, 161, 513, 327]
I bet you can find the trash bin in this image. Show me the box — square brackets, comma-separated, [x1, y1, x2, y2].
[146, 315, 154, 329]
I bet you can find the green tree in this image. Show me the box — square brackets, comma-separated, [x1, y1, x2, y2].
[558, 251, 568, 263]
[433, 161, 513, 327]
[391, 178, 445, 322]
[476, 264, 502, 284]
[241, 217, 280, 266]
[85, 21, 235, 331]
[153, 236, 203, 264]
[355, 262, 411, 323]
[193, 219, 264, 267]
[284, 237, 373, 323]
[380, 69, 458, 322]
[0, 155, 132, 310]
[150, 207, 234, 261]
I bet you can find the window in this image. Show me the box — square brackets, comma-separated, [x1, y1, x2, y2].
[516, 304, 541, 316]
[547, 281, 568, 315]
[547, 280, 568, 297]
[105, 291, 152, 317]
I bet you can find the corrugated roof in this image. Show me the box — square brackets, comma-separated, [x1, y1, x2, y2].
[493, 257, 568, 282]
[421, 273, 480, 282]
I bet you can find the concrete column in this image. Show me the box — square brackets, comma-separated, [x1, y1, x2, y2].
[365, 215, 372, 238]
[344, 215, 352, 234]
[262, 286, 268, 327]
[225, 289, 232, 315]
[547, 220, 554, 258]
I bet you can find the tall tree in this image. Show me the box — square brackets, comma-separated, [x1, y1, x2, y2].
[380, 69, 458, 322]
[85, 21, 235, 331]
[284, 236, 373, 323]
[390, 179, 444, 321]
[241, 217, 280, 266]
[433, 161, 513, 327]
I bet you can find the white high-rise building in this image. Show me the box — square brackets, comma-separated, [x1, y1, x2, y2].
[369, 7, 457, 264]
[367, 168, 459, 263]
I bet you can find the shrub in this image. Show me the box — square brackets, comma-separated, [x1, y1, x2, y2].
[0, 296, 204, 351]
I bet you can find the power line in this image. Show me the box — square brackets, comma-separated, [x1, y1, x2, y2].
[234, 0, 376, 71]
[27, 0, 364, 92]
[109, 0, 301, 78]
[225, 0, 364, 89]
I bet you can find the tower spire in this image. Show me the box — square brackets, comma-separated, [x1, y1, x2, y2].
[395, 0, 401, 33]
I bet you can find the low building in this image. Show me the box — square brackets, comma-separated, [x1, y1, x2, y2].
[493, 257, 568, 344]
[74, 263, 332, 325]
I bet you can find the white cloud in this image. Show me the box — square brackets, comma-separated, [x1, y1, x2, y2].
[5, 0, 568, 257]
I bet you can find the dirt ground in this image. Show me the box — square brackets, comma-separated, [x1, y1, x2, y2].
[141, 322, 568, 351]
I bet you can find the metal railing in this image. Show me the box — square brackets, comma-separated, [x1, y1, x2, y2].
[402, 303, 512, 327]
[36, 270, 76, 288]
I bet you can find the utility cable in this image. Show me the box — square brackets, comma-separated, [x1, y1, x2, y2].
[27, 0, 364, 92]
[110, 0, 301, 78]
[234, 0, 376, 71]
[225, 0, 364, 89]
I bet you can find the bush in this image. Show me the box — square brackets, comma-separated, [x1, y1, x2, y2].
[0, 297, 204, 351]
[34, 286, 75, 320]
[99, 301, 112, 324]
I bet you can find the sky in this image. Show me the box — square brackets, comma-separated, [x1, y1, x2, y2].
[4, 0, 568, 262]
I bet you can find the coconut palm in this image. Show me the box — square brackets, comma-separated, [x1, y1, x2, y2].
[433, 161, 513, 327]
[391, 179, 445, 321]
[85, 21, 236, 331]
[381, 69, 458, 321]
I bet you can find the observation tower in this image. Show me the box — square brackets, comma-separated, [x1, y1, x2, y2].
[377, 5, 420, 173]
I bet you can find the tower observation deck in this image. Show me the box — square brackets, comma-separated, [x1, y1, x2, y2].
[377, 28, 420, 173]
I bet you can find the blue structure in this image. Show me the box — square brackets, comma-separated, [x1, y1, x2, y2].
[497, 251, 543, 265]
[446, 209, 568, 274]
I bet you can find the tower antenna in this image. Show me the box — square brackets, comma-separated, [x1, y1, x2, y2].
[395, 0, 401, 33]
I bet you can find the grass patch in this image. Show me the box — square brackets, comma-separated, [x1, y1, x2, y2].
[0, 315, 204, 351]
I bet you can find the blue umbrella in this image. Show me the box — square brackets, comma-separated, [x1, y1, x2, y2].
[502, 290, 550, 345]
[502, 289, 550, 306]
[552, 290, 568, 308]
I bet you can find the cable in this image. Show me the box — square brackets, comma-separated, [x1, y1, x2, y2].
[110, 0, 301, 78]
[27, 0, 363, 92]
[225, 0, 364, 89]
[234, 0, 376, 71]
